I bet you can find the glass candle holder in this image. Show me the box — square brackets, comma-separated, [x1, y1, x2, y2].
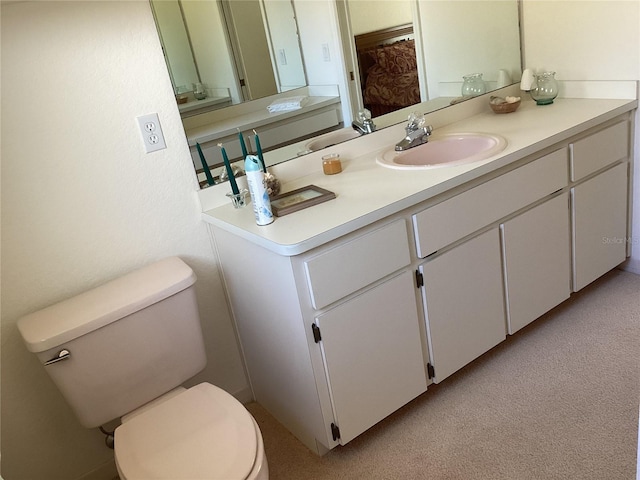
[192, 82, 207, 100]
[530, 71, 558, 105]
[461, 73, 486, 97]
[322, 153, 342, 175]
[226, 189, 248, 208]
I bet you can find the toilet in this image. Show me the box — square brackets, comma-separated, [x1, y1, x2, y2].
[17, 257, 268, 480]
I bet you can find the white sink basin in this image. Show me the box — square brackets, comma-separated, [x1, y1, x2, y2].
[376, 132, 507, 170]
[305, 128, 362, 152]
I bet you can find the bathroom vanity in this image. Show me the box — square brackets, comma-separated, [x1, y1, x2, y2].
[202, 93, 637, 455]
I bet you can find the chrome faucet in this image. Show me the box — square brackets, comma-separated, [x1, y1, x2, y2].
[352, 108, 376, 135]
[395, 112, 433, 151]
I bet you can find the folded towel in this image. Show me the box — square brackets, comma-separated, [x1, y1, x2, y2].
[267, 95, 308, 113]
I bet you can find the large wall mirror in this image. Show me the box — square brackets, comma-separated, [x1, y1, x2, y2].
[151, 0, 307, 112]
[150, 0, 522, 189]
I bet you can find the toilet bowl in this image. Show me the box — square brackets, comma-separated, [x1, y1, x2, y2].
[115, 383, 268, 480]
[16, 257, 268, 480]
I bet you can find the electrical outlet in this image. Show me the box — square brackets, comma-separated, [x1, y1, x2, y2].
[136, 113, 167, 153]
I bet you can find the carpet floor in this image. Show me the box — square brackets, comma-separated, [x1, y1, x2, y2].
[246, 268, 640, 480]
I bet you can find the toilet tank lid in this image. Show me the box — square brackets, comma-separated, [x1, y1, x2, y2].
[17, 257, 196, 353]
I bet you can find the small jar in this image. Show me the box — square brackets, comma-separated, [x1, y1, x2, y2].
[461, 73, 486, 97]
[530, 71, 558, 105]
[322, 153, 342, 175]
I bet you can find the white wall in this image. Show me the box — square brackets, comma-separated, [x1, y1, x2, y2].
[0, 2, 248, 479]
[522, 0, 640, 273]
[263, 0, 307, 89]
[182, 0, 242, 103]
[347, 0, 412, 36]
[150, 0, 199, 90]
[419, 0, 521, 98]
[295, 0, 344, 89]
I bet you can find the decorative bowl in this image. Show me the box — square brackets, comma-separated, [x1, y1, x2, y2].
[490, 97, 521, 114]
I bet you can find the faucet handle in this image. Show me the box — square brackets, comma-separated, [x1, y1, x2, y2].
[407, 112, 426, 130]
[358, 108, 372, 122]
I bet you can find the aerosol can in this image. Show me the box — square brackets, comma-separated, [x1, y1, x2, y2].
[245, 154, 274, 226]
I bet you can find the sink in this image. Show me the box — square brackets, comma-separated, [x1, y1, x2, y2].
[304, 128, 362, 152]
[376, 132, 507, 170]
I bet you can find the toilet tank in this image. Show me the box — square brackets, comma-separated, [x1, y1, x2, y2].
[17, 257, 207, 428]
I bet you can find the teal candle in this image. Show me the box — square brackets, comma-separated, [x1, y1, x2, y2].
[253, 129, 266, 173]
[218, 143, 240, 195]
[238, 129, 248, 159]
[195, 143, 215, 186]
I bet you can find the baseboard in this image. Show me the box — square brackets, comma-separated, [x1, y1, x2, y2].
[235, 385, 255, 405]
[620, 257, 640, 275]
[77, 459, 118, 480]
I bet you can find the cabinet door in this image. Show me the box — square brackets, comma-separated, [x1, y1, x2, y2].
[572, 163, 628, 291]
[315, 270, 427, 445]
[501, 194, 571, 334]
[420, 228, 505, 383]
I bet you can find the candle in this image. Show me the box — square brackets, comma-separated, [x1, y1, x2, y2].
[253, 129, 266, 173]
[237, 129, 248, 159]
[218, 143, 240, 195]
[195, 143, 215, 186]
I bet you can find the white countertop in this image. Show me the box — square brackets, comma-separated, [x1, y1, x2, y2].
[178, 95, 231, 114]
[185, 95, 340, 146]
[202, 96, 637, 256]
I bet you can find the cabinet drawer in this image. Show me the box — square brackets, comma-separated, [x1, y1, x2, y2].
[570, 121, 629, 181]
[304, 220, 410, 309]
[413, 148, 568, 258]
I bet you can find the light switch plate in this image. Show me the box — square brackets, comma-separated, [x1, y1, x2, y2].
[322, 44, 331, 62]
[136, 113, 167, 153]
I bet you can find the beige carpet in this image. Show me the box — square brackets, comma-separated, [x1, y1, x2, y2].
[246, 269, 640, 480]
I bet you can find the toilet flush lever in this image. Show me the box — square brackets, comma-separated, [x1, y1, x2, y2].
[44, 349, 71, 366]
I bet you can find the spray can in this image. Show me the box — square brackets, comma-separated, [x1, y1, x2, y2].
[245, 154, 274, 226]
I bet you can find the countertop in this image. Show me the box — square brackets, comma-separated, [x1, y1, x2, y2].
[178, 95, 231, 114]
[184, 95, 340, 146]
[202, 97, 637, 256]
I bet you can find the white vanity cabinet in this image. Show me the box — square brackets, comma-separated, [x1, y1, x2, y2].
[419, 228, 506, 382]
[413, 146, 570, 380]
[304, 219, 427, 446]
[212, 218, 427, 454]
[313, 270, 427, 444]
[207, 106, 634, 457]
[570, 121, 630, 291]
[501, 193, 571, 334]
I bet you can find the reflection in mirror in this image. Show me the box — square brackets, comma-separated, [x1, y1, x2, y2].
[353, 23, 420, 117]
[150, 1, 521, 190]
[151, 0, 307, 117]
[343, 0, 522, 126]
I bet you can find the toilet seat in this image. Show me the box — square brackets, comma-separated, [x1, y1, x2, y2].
[115, 383, 260, 479]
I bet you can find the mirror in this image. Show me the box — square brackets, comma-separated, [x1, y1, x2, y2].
[150, 0, 522, 189]
[151, 0, 307, 115]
